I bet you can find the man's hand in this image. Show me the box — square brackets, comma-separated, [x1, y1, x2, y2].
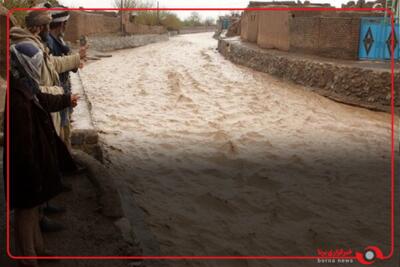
[79, 60, 84, 69]
[79, 45, 88, 60]
[71, 94, 80, 107]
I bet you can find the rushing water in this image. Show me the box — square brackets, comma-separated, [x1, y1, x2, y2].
[79, 33, 397, 266]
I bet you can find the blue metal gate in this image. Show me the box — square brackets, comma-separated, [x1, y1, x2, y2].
[222, 18, 230, 30]
[359, 17, 400, 60]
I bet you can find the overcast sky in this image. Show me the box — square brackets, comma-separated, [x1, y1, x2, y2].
[58, 0, 355, 19]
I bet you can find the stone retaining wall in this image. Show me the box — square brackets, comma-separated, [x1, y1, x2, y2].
[218, 37, 399, 112]
[87, 33, 169, 52]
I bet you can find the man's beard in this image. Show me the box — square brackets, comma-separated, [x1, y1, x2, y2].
[39, 31, 50, 42]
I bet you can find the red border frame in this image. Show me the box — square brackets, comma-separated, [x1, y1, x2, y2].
[4, 6, 396, 265]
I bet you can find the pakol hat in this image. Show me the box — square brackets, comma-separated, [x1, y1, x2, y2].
[26, 2, 53, 27]
[25, 10, 52, 27]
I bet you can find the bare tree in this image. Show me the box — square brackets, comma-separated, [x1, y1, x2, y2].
[183, 11, 202, 27]
[113, 0, 138, 8]
[204, 17, 215, 26]
[114, 0, 139, 34]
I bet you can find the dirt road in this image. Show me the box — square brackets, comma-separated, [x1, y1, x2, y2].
[78, 33, 398, 266]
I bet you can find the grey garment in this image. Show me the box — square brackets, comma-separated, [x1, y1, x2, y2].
[10, 41, 44, 86]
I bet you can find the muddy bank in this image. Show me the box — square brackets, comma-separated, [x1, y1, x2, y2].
[0, 150, 142, 267]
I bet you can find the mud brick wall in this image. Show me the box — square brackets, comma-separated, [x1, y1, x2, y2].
[240, 12, 249, 41]
[318, 17, 361, 59]
[240, 9, 382, 60]
[64, 11, 167, 43]
[257, 10, 290, 51]
[289, 16, 361, 59]
[64, 11, 120, 42]
[241, 10, 259, 43]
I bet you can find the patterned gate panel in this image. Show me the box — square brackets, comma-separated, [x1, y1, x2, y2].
[359, 17, 399, 60]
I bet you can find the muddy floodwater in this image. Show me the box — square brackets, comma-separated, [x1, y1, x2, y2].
[79, 33, 397, 266]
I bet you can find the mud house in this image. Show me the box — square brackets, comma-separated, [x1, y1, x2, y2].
[240, 2, 385, 60]
[64, 10, 167, 43]
[219, 1, 399, 112]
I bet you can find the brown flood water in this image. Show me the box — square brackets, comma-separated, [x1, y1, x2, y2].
[79, 33, 398, 266]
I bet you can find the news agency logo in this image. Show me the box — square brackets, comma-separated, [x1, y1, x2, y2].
[316, 249, 354, 264]
[355, 246, 383, 265]
[316, 247, 382, 265]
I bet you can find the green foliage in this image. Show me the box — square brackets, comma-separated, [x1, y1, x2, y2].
[114, 1, 214, 30]
[160, 12, 182, 31]
[0, 0, 60, 26]
[133, 11, 183, 30]
[1, 0, 29, 26]
[134, 10, 158, 26]
[183, 12, 202, 27]
[124, 1, 183, 30]
[204, 17, 215, 26]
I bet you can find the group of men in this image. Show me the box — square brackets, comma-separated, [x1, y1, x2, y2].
[6, 3, 88, 267]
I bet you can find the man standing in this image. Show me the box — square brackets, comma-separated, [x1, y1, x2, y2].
[9, 9, 85, 233]
[47, 6, 77, 149]
[6, 10, 80, 266]
[10, 9, 86, 136]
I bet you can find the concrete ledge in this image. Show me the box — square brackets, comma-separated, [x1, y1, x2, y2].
[218, 37, 400, 113]
[70, 72, 104, 161]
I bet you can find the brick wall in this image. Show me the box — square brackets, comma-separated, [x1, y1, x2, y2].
[318, 17, 360, 59]
[289, 16, 361, 59]
[289, 16, 321, 55]
[239, 8, 383, 60]
[64, 11, 120, 42]
[64, 11, 166, 43]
